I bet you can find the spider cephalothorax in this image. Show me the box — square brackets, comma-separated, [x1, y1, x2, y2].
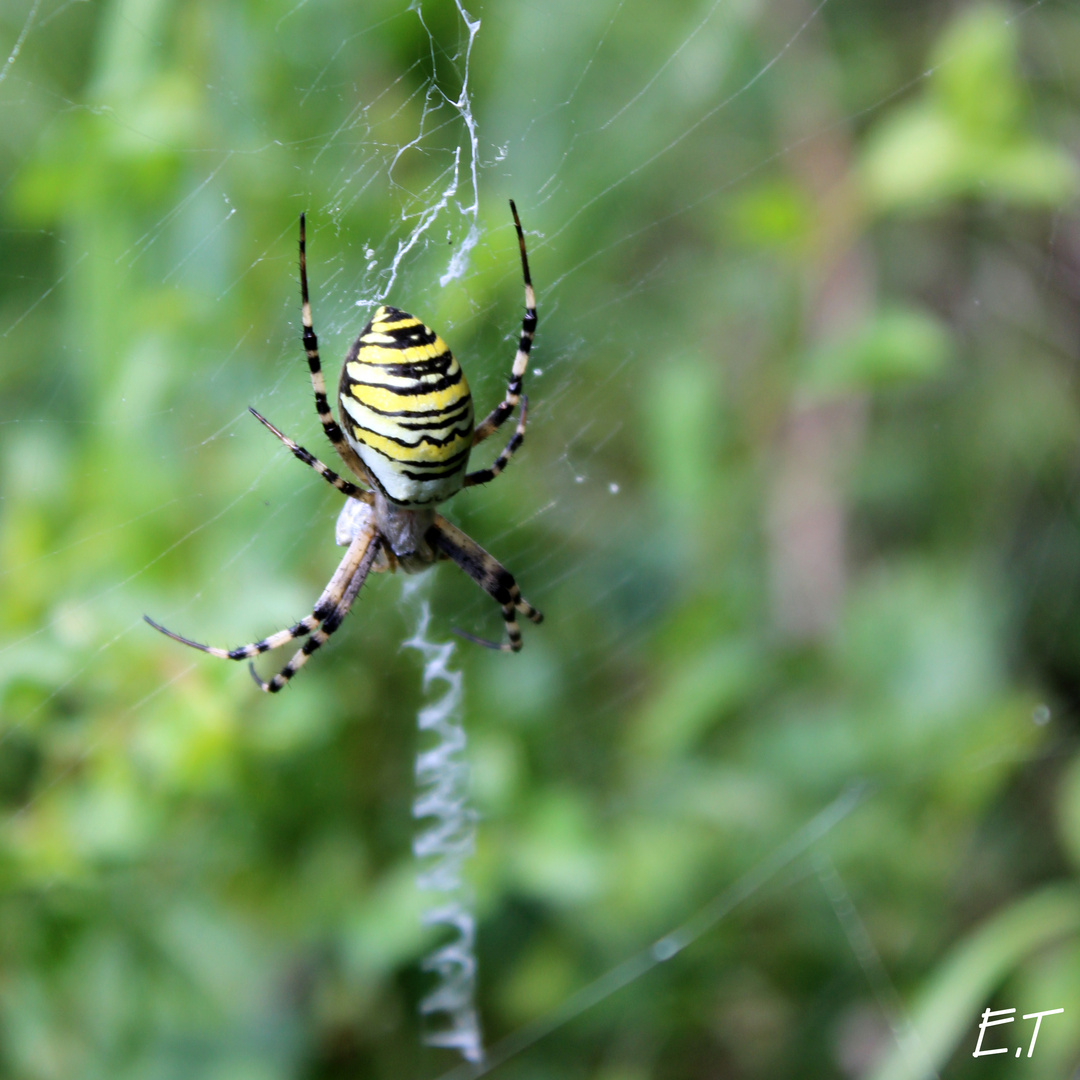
[146, 202, 542, 692]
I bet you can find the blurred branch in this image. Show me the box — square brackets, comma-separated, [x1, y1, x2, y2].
[766, 0, 872, 640]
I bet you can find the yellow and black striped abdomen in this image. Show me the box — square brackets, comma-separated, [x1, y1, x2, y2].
[338, 305, 474, 507]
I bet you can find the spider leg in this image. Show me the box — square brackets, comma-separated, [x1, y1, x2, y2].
[464, 395, 528, 489]
[450, 625, 518, 651]
[472, 200, 536, 447]
[248, 408, 372, 502]
[428, 514, 542, 652]
[144, 613, 318, 659]
[250, 529, 381, 692]
[144, 527, 375, 663]
[298, 214, 372, 483]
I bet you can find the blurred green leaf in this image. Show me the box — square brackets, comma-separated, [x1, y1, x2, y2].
[800, 306, 953, 393]
[860, 4, 1078, 210]
[1058, 754, 1080, 874]
[869, 886, 1080, 1080]
[629, 638, 767, 762]
[728, 180, 814, 250]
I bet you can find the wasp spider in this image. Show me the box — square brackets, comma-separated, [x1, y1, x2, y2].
[146, 202, 542, 692]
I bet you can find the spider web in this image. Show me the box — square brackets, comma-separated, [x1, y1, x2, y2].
[1, 0, 1078, 1078]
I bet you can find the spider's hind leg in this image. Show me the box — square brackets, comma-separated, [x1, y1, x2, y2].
[248, 408, 371, 501]
[296, 214, 373, 486]
[472, 200, 537, 448]
[465, 396, 528, 488]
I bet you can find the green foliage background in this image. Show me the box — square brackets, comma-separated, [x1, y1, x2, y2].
[2, 1, 1080, 1077]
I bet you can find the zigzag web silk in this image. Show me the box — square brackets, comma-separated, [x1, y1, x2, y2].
[404, 583, 484, 1064]
[0, 0, 1068, 1075]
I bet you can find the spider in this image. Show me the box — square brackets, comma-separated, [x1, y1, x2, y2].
[146, 201, 542, 692]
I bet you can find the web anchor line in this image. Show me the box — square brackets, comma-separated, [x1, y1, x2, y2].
[434, 781, 868, 1080]
[405, 592, 484, 1065]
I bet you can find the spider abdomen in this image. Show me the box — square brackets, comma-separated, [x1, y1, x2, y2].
[339, 305, 474, 507]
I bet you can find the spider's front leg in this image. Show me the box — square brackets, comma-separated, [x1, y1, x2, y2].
[250, 527, 381, 692]
[145, 526, 378, 688]
[428, 514, 542, 652]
